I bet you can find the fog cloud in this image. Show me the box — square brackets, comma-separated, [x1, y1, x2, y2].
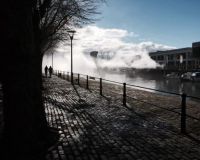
[43, 25, 175, 75]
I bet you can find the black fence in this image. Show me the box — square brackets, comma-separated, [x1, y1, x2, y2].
[54, 70, 200, 135]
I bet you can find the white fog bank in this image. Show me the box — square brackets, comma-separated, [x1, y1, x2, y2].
[43, 25, 175, 75]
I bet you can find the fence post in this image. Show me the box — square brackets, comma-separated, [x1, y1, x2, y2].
[86, 75, 89, 89]
[71, 72, 73, 84]
[67, 72, 69, 81]
[123, 83, 126, 106]
[78, 74, 80, 85]
[65, 72, 67, 80]
[100, 78, 102, 95]
[63, 72, 66, 80]
[181, 93, 187, 134]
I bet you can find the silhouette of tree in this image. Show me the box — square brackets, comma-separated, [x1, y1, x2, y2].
[38, 0, 104, 53]
[1, 0, 104, 159]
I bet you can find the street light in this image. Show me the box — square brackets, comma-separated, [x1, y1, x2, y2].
[52, 52, 54, 72]
[67, 30, 76, 84]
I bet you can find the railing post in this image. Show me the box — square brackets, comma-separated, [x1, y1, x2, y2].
[181, 93, 187, 134]
[86, 75, 89, 89]
[63, 72, 65, 80]
[123, 83, 126, 106]
[71, 72, 73, 84]
[78, 74, 80, 85]
[67, 72, 69, 81]
[100, 78, 102, 95]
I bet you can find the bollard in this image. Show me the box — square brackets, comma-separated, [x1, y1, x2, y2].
[100, 78, 102, 95]
[78, 74, 80, 85]
[123, 83, 126, 106]
[86, 75, 89, 89]
[181, 93, 187, 134]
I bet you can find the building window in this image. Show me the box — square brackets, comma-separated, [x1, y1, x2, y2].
[168, 55, 173, 60]
[158, 55, 164, 60]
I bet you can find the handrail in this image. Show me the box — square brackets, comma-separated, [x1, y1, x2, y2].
[75, 72, 194, 97]
[55, 70, 200, 100]
[186, 95, 200, 100]
[102, 78, 123, 85]
[54, 70, 200, 134]
[126, 83, 181, 96]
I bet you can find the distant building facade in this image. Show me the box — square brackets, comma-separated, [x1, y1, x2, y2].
[149, 42, 200, 71]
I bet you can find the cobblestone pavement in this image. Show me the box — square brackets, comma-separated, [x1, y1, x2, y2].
[44, 76, 200, 160]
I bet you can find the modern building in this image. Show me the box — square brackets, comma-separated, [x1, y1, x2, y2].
[149, 42, 200, 71]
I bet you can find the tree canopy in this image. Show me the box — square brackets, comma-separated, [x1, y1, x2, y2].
[0, 1, 105, 159]
[33, 0, 104, 54]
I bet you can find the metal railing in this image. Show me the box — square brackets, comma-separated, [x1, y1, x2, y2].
[54, 70, 200, 134]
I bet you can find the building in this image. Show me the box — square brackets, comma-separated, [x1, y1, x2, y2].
[149, 42, 200, 71]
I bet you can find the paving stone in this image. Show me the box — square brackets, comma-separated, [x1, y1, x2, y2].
[43, 76, 200, 160]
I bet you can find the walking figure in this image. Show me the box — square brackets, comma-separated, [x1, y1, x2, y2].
[45, 65, 48, 77]
[49, 66, 53, 78]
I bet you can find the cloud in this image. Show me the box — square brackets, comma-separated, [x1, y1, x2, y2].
[129, 32, 139, 38]
[43, 25, 175, 75]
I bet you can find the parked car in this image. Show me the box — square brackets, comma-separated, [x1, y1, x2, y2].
[191, 72, 200, 82]
[165, 72, 180, 79]
[180, 72, 193, 81]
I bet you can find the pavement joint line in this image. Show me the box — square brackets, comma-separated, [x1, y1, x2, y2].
[43, 75, 200, 160]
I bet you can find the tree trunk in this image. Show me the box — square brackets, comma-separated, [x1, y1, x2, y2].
[1, 2, 50, 159]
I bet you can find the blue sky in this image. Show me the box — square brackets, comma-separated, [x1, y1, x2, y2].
[96, 0, 200, 48]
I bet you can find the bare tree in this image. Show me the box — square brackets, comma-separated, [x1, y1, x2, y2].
[1, 0, 104, 159]
[34, 0, 104, 54]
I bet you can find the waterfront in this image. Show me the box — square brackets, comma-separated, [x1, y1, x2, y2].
[44, 75, 200, 160]
[100, 71, 200, 98]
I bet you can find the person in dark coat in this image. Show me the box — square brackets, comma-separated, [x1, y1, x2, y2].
[49, 66, 53, 78]
[44, 65, 48, 77]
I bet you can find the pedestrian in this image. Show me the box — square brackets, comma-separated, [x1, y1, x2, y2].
[49, 66, 53, 78]
[45, 65, 48, 78]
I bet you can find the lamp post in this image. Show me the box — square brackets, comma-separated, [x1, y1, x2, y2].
[67, 30, 76, 84]
[52, 52, 54, 73]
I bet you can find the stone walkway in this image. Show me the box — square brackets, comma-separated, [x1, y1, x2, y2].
[44, 76, 200, 160]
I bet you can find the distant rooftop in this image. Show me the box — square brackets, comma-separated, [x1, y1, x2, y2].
[149, 47, 192, 55]
[193, 41, 200, 47]
[150, 41, 200, 55]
